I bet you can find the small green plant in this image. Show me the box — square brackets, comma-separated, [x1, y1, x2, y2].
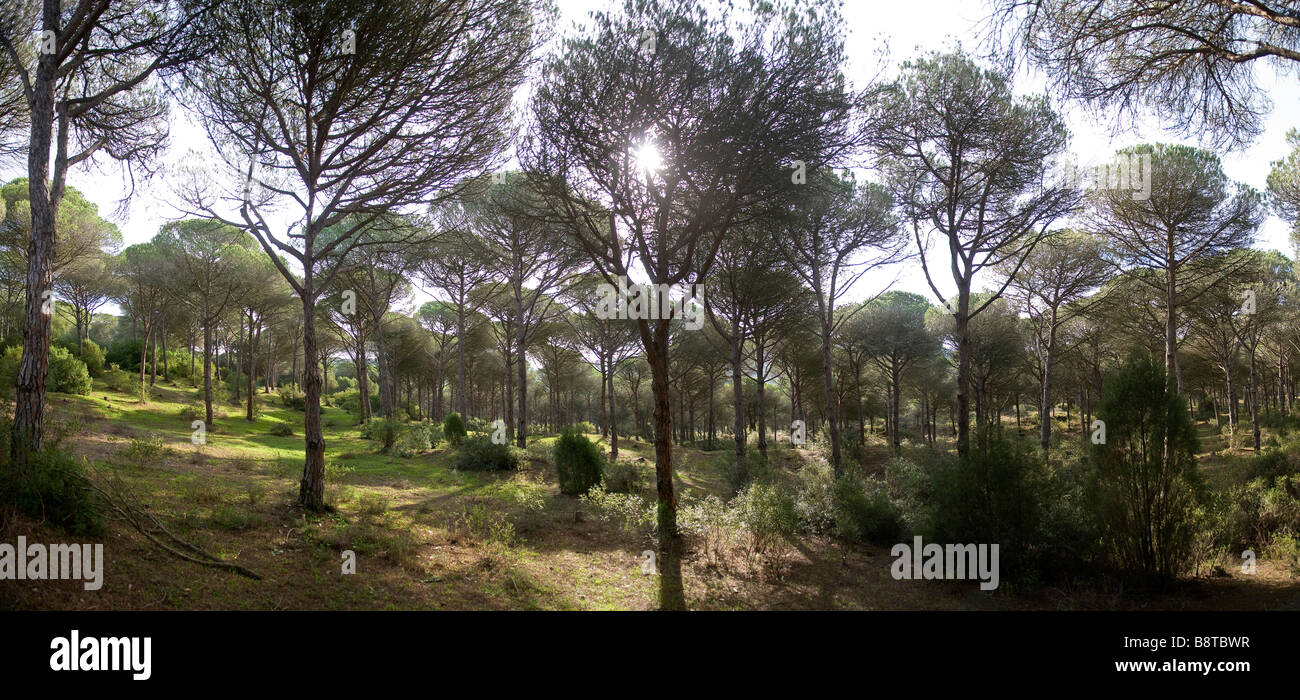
[603, 461, 646, 494]
[79, 339, 106, 377]
[268, 422, 294, 437]
[277, 386, 306, 410]
[581, 485, 655, 532]
[122, 434, 166, 463]
[1267, 532, 1300, 577]
[724, 451, 772, 494]
[735, 482, 797, 561]
[553, 427, 604, 495]
[452, 436, 521, 471]
[210, 504, 262, 531]
[392, 422, 440, 457]
[0, 449, 105, 536]
[362, 417, 402, 452]
[443, 412, 468, 446]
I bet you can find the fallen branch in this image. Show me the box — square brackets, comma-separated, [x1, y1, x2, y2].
[81, 471, 263, 581]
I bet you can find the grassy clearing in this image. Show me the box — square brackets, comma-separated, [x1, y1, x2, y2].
[4, 379, 1299, 610]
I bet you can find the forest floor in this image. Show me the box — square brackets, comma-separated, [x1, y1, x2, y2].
[3, 381, 1299, 610]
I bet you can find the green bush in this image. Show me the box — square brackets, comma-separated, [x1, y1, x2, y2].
[892, 434, 1098, 584]
[393, 423, 440, 458]
[102, 364, 134, 393]
[103, 338, 143, 372]
[554, 427, 605, 495]
[832, 475, 903, 545]
[79, 339, 105, 377]
[269, 422, 295, 437]
[603, 461, 646, 494]
[734, 482, 797, 557]
[2, 346, 92, 397]
[0, 346, 19, 399]
[48, 346, 92, 395]
[277, 386, 306, 411]
[1214, 475, 1300, 551]
[1089, 351, 1203, 582]
[570, 420, 598, 435]
[1248, 449, 1298, 482]
[0, 449, 105, 536]
[724, 451, 772, 494]
[362, 417, 402, 452]
[452, 435, 521, 471]
[443, 412, 468, 447]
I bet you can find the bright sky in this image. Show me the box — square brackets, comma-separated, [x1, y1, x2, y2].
[7, 0, 1298, 313]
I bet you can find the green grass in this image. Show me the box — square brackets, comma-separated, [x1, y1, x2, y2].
[11, 379, 1298, 611]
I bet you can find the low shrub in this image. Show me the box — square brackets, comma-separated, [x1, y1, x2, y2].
[1248, 449, 1298, 482]
[452, 436, 521, 471]
[277, 387, 306, 411]
[79, 339, 106, 377]
[603, 461, 646, 494]
[443, 412, 468, 447]
[554, 427, 604, 495]
[0, 449, 105, 536]
[832, 475, 903, 545]
[393, 423, 440, 458]
[734, 482, 797, 560]
[268, 422, 295, 437]
[122, 434, 167, 463]
[1214, 475, 1300, 551]
[581, 485, 655, 532]
[362, 417, 402, 452]
[569, 420, 598, 435]
[724, 450, 772, 494]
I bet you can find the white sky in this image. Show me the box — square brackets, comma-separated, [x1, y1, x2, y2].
[7, 0, 1298, 313]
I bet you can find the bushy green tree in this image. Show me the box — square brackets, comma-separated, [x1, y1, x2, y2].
[443, 412, 468, 447]
[554, 427, 604, 495]
[48, 347, 92, 395]
[1090, 351, 1204, 582]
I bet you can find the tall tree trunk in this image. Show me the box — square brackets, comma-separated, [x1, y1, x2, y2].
[9, 14, 59, 470]
[608, 364, 619, 459]
[756, 343, 768, 458]
[645, 321, 684, 610]
[955, 291, 972, 459]
[246, 316, 258, 421]
[731, 333, 744, 458]
[203, 317, 214, 428]
[298, 293, 327, 511]
[815, 294, 842, 475]
[1039, 310, 1058, 452]
[1250, 349, 1261, 451]
[374, 313, 394, 419]
[516, 318, 528, 448]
